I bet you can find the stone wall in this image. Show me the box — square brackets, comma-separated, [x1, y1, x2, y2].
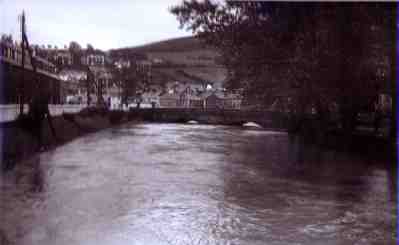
[0, 109, 129, 170]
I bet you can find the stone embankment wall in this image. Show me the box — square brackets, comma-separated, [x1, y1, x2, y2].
[0, 109, 130, 169]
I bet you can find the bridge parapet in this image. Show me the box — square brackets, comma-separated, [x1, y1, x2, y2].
[128, 108, 288, 129]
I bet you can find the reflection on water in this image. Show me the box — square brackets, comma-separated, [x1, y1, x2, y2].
[0, 123, 396, 245]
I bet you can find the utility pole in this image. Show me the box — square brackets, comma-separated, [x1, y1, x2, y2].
[18, 10, 39, 115]
[19, 11, 26, 116]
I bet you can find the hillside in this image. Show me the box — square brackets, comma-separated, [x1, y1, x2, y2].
[112, 36, 215, 54]
[150, 67, 226, 87]
[110, 36, 227, 86]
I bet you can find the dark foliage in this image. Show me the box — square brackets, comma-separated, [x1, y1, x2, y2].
[171, 1, 396, 134]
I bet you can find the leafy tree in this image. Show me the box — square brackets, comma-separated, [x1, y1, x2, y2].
[171, 1, 396, 134]
[68, 41, 81, 52]
[69, 41, 82, 66]
[1, 34, 13, 43]
[86, 43, 94, 52]
[109, 61, 142, 107]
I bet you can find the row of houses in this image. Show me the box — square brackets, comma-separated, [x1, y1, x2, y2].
[1, 36, 240, 109]
[46, 47, 232, 108]
[159, 90, 242, 109]
[138, 85, 242, 109]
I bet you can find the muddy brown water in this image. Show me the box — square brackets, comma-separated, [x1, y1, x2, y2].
[0, 123, 396, 245]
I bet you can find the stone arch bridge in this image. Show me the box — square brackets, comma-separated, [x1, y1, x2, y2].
[129, 108, 288, 129]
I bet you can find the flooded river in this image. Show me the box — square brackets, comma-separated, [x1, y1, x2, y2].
[0, 123, 396, 244]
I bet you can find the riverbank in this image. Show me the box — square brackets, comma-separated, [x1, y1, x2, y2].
[0, 108, 132, 171]
[290, 118, 397, 162]
[1, 108, 395, 170]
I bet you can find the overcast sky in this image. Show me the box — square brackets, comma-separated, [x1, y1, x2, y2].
[0, 0, 191, 50]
